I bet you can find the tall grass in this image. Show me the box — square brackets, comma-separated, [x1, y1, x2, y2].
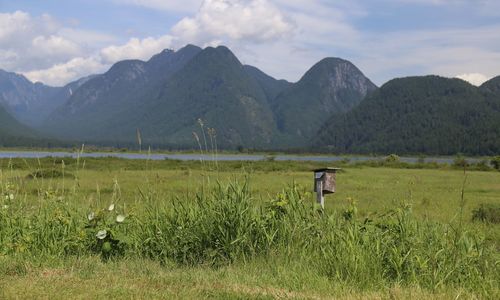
[0, 178, 498, 296]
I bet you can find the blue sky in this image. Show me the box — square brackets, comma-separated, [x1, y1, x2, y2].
[1, 0, 499, 86]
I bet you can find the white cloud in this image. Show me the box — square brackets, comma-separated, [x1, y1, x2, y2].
[23, 56, 106, 86]
[172, 0, 295, 46]
[0, 10, 115, 85]
[19, 33, 177, 86]
[209, 0, 363, 82]
[0, 11, 58, 44]
[455, 73, 490, 86]
[31, 35, 82, 57]
[3, 1, 500, 88]
[0, 10, 30, 41]
[0, 11, 85, 72]
[100, 35, 174, 64]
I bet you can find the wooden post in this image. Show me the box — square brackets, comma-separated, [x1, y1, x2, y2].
[316, 179, 324, 209]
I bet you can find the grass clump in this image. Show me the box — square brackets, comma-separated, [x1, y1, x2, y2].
[1, 180, 497, 297]
[139, 181, 262, 266]
[26, 168, 75, 179]
[472, 203, 500, 224]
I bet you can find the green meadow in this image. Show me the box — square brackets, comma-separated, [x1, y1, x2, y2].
[0, 157, 499, 299]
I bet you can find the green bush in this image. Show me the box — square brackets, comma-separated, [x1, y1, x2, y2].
[453, 155, 469, 169]
[385, 154, 400, 163]
[472, 159, 492, 171]
[472, 203, 500, 224]
[491, 156, 500, 170]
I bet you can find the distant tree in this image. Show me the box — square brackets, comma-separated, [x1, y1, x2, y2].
[491, 156, 500, 170]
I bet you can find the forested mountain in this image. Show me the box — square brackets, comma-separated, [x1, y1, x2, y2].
[313, 76, 500, 155]
[122, 45, 278, 148]
[272, 58, 377, 146]
[42, 45, 277, 148]
[2, 44, 498, 154]
[42, 44, 203, 142]
[41, 45, 374, 149]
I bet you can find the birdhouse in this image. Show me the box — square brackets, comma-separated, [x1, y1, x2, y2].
[313, 168, 341, 209]
[314, 168, 340, 194]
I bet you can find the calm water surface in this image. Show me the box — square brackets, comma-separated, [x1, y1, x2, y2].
[0, 151, 480, 165]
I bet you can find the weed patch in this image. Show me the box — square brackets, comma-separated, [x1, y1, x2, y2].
[472, 203, 500, 224]
[26, 168, 75, 179]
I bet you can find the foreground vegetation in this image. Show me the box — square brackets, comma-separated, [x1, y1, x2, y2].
[0, 157, 499, 298]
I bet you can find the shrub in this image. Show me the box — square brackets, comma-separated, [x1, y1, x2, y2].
[472, 203, 500, 224]
[385, 154, 400, 163]
[453, 155, 469, 169]
[490, 156, 500, 170]
[473, 159, 491, 171]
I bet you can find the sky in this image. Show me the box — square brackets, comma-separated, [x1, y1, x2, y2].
[0, 0, 499, 87]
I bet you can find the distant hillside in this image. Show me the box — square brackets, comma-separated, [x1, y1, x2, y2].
[272, 58, 377, 146]
[0, 70, 57, 126]
[313, 76, 500, 155]
[0, 101, 42, 146]
[0, 69, 94, 127]
[42, 45, 203, 145]
[44, 46, 278, 148]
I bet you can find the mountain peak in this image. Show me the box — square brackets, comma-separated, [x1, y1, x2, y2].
[480, 75, 500, 94]
[182, 44, 202, 52]
[271, 55, 377, 144]
[302, 57, 370, 83]
[317, 57, 351, 65]
[106, 59, 147, 80]
[195, 45, 242, 67]
[0, 68, 33, 85]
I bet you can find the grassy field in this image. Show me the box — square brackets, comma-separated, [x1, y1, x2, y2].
[0, 157, 499, 299]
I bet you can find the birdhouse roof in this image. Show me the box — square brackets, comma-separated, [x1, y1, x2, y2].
[313, 167, 341, 172]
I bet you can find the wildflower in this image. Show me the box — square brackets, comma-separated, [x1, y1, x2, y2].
[116, 214, 125, 223]
[96, 230, 107, 240]
[87, 212, 95, 221]
[8, 194, 14, 200]
[108, 204, 115, 211]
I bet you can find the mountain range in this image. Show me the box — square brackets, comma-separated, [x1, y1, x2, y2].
[0, 44, 498, 155]
[39, 44, 375, 149]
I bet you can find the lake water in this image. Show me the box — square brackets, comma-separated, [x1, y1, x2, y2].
[0, 151, 481, 165]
